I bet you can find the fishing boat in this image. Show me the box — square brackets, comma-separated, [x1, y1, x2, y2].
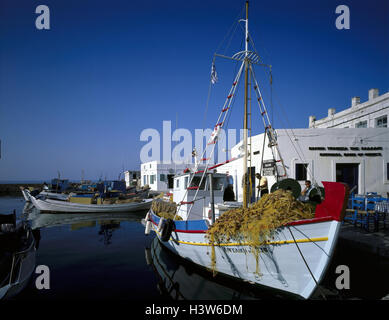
[0, 211, 37, 300]
[27, 189, 152, 213]
[21, 185, 149, 203]
[143, 1, 349, 300]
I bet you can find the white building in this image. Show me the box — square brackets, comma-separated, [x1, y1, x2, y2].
[140, 161, 195, 192]
[218, 127, 389, 202]
[140, 89, 389, 199]
[215, 89, 389, 201]
[124, 170, 140, 189]
[309, 88, 388, 129]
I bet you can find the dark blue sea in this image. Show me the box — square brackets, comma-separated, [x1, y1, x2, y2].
[0, 196, 388, 303]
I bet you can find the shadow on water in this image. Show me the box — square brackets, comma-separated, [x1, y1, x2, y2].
[1, 197, 155, 300]
[145, 237, 298, 300]
[320, 237, 389, 300]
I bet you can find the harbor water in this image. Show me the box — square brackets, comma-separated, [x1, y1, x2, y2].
[1, 196, 388, 301]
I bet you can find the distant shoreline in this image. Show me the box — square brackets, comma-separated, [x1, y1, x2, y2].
[0, 181, 45, 184]
[0, 183, 42, 196]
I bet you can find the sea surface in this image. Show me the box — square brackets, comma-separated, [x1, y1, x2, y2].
[0, 196, 388, 301]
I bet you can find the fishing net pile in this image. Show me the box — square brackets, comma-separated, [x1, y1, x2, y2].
[206, 189, 316, 275]
[151, 199, 182, 220]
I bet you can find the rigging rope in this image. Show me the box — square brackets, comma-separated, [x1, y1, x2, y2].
[174, 62, 245, 220]
[287, 226, 327, 300]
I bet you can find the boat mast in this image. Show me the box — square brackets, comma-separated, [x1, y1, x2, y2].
[243, 1, 249, 208]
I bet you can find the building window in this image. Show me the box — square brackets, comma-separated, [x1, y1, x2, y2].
[176, 178, 180, 189]
[143, 176, 146, 185]
[295, 163, 308, 181]
[355, 121, 367, 128]
[376, 115, 387, 128]
[150, 175, 156, 184]
[160, 174, 165, 182]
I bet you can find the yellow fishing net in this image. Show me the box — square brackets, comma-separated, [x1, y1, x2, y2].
[151, 199, 182, 220]
[206, 189, 316, 275]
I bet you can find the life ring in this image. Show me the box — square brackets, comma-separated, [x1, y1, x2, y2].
[160, 218, 175, 242]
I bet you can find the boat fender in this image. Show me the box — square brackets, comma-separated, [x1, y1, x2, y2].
[160, 218, 175, 242]
[157, 217, 165, 232]
[144, 212, 152, 235]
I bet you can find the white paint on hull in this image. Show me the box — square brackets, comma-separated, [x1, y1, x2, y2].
[30, 196, 153, 213]
[151, 218, 340, 299]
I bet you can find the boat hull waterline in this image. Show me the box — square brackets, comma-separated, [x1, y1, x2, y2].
[149, 213, 339, 299]
[146, 181, 349, 299]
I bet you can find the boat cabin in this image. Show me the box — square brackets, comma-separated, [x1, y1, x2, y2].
[173, 172, 228, 220]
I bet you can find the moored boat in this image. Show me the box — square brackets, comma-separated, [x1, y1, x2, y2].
[28, 189, 153, 213]
[146, 181, 348, 299]
[143, 1, 350, 299]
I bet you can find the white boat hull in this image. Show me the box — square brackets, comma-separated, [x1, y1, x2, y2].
[150, 213, 339, 299]
[147, 181, 349, 299]
[30, 196, 153, 213]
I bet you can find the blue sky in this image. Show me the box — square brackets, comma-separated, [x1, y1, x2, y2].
[0, 0, 388, 181]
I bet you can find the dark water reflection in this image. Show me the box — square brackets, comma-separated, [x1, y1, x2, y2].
[0, 197, 388, 300]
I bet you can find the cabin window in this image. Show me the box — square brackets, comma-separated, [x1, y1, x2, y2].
[184, 176, 189, 189]
[355, 120, 367, 128]
[190, 176, 207, 190]
[375, 115, 387, 128]
[176, 178, 180, 189]
[212, 177, 225, 190]
[295, 163, 308, 181]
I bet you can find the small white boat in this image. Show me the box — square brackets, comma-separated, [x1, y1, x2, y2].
[29, 190, 153, 213]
